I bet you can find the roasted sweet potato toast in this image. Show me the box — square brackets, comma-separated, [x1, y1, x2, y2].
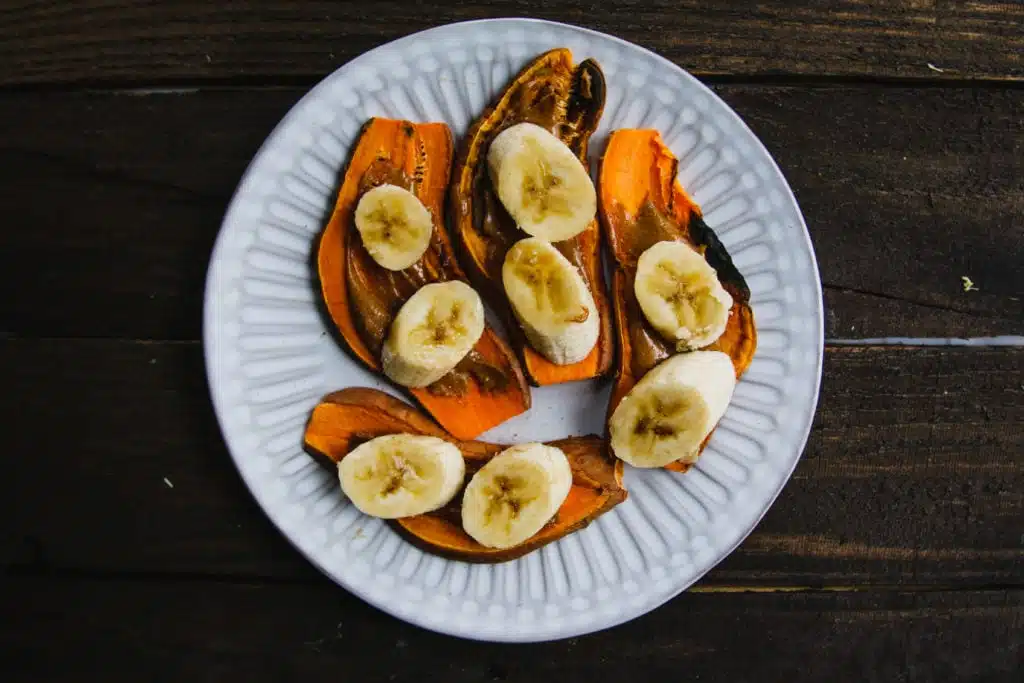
[599, 129, 757, 472]
[316, 118, 529, 440]
[450, 48, 613, 386]
[304, 388, 627, 563]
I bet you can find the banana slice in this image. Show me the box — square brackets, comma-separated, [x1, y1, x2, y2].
[338, 434, 466, 519]
[634, 240, 734, 350]
[609, 350, 736, 468]
[382, 281, 486, 388]
[461, 443, 573, 549]
[487, 122, 597, 242]
[502, 237, 599, 365]
[354, 184, 434, 270]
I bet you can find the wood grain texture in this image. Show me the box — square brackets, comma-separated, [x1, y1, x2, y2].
[2, 577, 1021, 682]
[2, 0, 1020, 668]
[0, 1, 1022, 86]
[3, 340, 1021, 585]
[716, 345, 1024, 586]
[716, 85, 1024, 339]
[1, 86, 1020, 340]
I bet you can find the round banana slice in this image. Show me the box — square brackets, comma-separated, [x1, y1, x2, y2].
[634, 240, 734, 350]
[382, 281, 486, 388]
[354, 184, 434, 270]
[502, 237, 599, 365]
[609, 350, 736, 468]
[461, 443, 572, 549]
[339, 434, 466, 519]
[487, 122, 597, 242]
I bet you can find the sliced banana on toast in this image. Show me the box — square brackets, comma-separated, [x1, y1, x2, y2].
[338, 434, 465, 518]
[461, 442, 573, 549]
[487, 123, 597, 242]
[382, 281, 485, 388]
[609, 350, 736, 468]
[354, 184, 434, 270]
[502, 237, 599, 365]
[634, 240, 734, 351]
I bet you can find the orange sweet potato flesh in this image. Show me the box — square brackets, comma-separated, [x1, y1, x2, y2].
[304, 388, 627, 563]
[599, 129, 757, 472]
[450, 48, 613, 386]
[316, 118, 529, 441]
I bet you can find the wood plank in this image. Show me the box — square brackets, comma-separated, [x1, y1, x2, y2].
[715, 85, 1024, 340]
[3, 340, 1022, 585]
[1, 1, 1022, 86]
[1, 86, 1021, 340]
[0, 89, 293, 340]
[2, 577, 1021, 682]
[715, 345, 1024, 586]
[0, 338, 316, 579]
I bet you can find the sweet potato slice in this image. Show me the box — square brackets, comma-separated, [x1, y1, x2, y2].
[316, 118, 529, 440]
[450, 48, 613, 386]
[304, 388, 627, 563]
[599, 129, 757, 472]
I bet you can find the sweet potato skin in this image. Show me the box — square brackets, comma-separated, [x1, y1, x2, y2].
[304, 388, 627, 563]
[314, 118, 530, 440]
[598, 129, 758, 472]
[449, 49, 613, 386]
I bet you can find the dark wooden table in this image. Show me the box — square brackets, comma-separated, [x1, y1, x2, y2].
[3, 2, 1022, 680]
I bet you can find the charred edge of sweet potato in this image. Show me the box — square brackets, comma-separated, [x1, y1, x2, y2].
[450, 48, 613, 386]
[302, 388, 626, 564]
[599, 129, 758, 469]
[688, 212, 751, 304]
[563, 58, 606, 155]
[681, 203, 757, 379]
[314, 118, 529, 441]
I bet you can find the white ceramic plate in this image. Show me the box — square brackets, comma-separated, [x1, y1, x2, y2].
[204, 18, 823, 642]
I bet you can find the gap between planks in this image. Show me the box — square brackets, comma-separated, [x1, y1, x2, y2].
[3, 564, 1020, 595]
[1, 71, 1023, 96]
[827, 336, 1024, 347]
